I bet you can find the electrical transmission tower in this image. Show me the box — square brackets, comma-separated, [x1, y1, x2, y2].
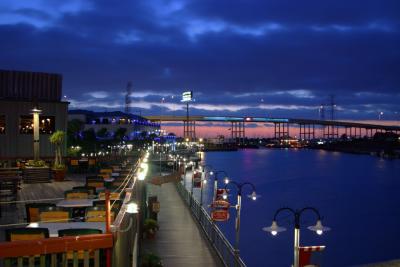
[125, 81, 132, 114]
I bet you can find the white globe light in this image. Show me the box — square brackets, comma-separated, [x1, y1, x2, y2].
[262, 221, 286, 236]
[307, 220, 330, 235]
[126, 202, 138, 214]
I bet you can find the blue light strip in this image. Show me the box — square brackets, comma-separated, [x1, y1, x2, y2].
[203, 117, 289, 122]
[203, 117, 244, 121]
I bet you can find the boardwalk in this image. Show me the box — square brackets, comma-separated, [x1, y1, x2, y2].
[143, 182, 224, 267]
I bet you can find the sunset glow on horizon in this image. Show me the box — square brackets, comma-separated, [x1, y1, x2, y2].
[162, 120, 400, 138]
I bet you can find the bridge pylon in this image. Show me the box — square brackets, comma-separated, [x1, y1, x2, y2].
[231, 121, 245, 144]
[299, 124, 315, 140]
[183, 120, 196, 141]
[274, 122, 290, 139]
[323, 125, 339, 139]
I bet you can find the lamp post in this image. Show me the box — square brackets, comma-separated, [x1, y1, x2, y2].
[31, 107, 42, 161]
[199, 177, 208, 207]
[199, 164, 213, 207]
[262, 207, 330, 267]
[209, 170, 230, 202]
[183, 158, 187, 188]
[223, 181, 258, 256]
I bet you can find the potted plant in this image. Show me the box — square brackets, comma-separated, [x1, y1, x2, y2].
[25, 159, 47, 168]
[49, 130, 66, 181]
[141, 252, 163, 267]
[143, 219, 159, 239]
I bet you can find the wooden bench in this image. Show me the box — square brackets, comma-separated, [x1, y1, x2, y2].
[23, 167, 51, 183]
[0, 168, 22, 217]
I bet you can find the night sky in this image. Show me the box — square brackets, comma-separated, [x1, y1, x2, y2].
[1, 0, 400, 122]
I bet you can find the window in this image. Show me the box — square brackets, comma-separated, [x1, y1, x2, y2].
[19, 115, 55, 134]
[0, 115, 5, 134]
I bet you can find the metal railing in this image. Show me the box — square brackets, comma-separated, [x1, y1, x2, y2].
[112, 154, 142, 267]
[176, 181, 247, 267]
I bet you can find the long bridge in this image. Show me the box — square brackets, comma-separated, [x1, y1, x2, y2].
[145, 115, 400, 140]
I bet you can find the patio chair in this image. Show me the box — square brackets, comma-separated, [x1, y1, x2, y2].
[64, 189, 90, 199]
[39, 207, 70, 223]
[6, 227, 49, 241]
[25, 203, 56, 223]
[72, 186, 97, 196]
[69, 159, 80, 173]
[85, 207, 115, 222]
[93, 199, 122, 212]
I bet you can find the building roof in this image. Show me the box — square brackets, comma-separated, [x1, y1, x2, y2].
[0, 69, 62, 102]
[68, 109, 148, 121]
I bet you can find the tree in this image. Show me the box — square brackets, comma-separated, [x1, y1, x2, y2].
[140, 131, 148, 139]
[114, 127, 127, 142]
[97, 128, 109, 139]
[49, 130, 65, 169]
[82, 128, 97, 152]
[67, 119, 84, 146]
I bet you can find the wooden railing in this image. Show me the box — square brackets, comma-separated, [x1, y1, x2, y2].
[0, 233, 113, 267]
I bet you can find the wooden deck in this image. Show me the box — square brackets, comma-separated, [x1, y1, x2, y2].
[142, 181, 224, 267]
[0, 174, 85, 240]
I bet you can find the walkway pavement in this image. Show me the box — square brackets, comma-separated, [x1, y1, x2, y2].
[142, 182, 224, 267]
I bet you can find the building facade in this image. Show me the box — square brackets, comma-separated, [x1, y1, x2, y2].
[0, 70, 68, 160]
[68, 110, 160, 140]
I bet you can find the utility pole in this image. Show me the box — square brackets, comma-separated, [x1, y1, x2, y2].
[125, 81, 132, 114]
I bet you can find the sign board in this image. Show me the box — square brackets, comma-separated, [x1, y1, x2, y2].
[181, 91, 193, 102]
[193, 172, 202, 178]
[211, 210, 229, 222]
[299, 246, 325, 267]
[193, 178, 202, 188]
[211, 200, 230, 209]
[216, 189, 229, 201]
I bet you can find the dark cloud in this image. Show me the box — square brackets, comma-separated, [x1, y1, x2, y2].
[0, 0, 399, 120]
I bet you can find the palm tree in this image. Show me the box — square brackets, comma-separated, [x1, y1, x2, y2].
[49, 130, 65, 169]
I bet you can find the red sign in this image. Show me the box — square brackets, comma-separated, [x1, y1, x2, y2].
[299, 246, 325, 267]
[192, 172, 202, 188]
[193, 178, 201, 188]
[211, 200, 230, 209]
[193, 172, 202, 178]
[215, 189, 228, 201]
[211, 210, 229, 222]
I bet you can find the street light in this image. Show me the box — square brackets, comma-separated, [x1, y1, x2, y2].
[126, 201, 139, 214]
[31, 107, 42, 161]
[209, 170, 230, 202]
[378, 111, 384, 120]
[262, 207, 330, 267]
[224, 181, 258, 256]
[199, 166, 213, 207]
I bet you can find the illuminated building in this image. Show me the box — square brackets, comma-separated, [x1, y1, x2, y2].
[0, 70, 68, 161]
[68, 110, 160, 140]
